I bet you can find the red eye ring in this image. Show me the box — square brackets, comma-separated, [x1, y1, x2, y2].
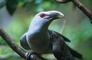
[40, 13, 48, 18]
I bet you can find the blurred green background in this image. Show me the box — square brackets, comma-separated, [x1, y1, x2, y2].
[0, 0, 92, 60]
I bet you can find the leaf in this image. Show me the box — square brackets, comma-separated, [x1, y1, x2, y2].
[0, 0, 6, 8]
[6, 0, 18, 15]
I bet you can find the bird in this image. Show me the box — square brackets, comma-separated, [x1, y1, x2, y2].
[20, 11, 82, 60]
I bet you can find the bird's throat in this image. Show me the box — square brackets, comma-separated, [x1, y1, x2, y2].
[26, 23, 51, 53]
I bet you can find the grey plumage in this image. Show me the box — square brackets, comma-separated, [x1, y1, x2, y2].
[20, 11, 82, 60]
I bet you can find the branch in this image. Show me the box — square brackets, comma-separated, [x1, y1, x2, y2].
[0, 28, 45, 60]
[72, 0, 92, 23]
[56, 0, 71, 3]
[56, 0, 92, 23]
[0, 28, 26, 59]
[60, 19, 67, 33]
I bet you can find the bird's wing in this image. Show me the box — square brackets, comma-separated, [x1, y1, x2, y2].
[48, 30, 82, 60]
[20, 33, 30, 50]
[48, 30, 74, 60]
[48, 30, 71, 42]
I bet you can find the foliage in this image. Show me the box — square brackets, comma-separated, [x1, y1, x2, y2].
[0, 0, 92, 15]
[0, 0, 58, 15]
[0, 0, 6, 8]
[0, 0, 18, 15]
[6, 0, 18, 15]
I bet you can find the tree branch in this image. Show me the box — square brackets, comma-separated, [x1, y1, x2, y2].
[72, 0, 92, 23]
[0, 28, 45, 60]
[0, 28, 26, 59]
[56, 0, 92, 23]
[56, 0, 71, 3]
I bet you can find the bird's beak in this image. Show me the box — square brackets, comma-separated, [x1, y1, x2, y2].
[52, 12, 64, 19]
[48, 11, 64, 20]
[58, 12, 64, 19]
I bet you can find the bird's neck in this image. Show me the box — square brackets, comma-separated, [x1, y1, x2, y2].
[27, 20, 51, 48]
[28, 19, 52, 34]
[28, 23, 48, 34]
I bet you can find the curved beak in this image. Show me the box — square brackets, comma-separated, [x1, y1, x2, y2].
[49, 11, 64, 20]
[58, 12, 64, 19]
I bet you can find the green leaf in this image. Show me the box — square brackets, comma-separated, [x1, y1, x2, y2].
[0, 0, 6, 8]
[6, 0, 18, 15]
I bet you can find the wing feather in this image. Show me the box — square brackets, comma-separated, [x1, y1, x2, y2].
[48, 30, 82, 60]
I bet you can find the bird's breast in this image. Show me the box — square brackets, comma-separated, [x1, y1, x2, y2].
[26, 32, 52, 54]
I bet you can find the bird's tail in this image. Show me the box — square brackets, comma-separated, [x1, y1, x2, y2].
[68, 46, 83, 59]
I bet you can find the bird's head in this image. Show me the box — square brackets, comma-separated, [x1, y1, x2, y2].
[37, 11, 64, 21]
[29, 11, 64, 30]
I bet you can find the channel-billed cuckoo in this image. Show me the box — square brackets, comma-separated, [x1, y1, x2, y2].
[20, 11, 82, 60]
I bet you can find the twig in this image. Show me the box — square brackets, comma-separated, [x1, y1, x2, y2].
[56, 0, 71, 3]
[0, 28, 26, 59]
[0, 28, 47, 60]
[60, 19, 67, 33]
[56, 0, 92, 23]
[72, 0, 92, 23]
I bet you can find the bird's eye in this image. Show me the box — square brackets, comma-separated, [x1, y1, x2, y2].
[40, 13, 48, 18]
